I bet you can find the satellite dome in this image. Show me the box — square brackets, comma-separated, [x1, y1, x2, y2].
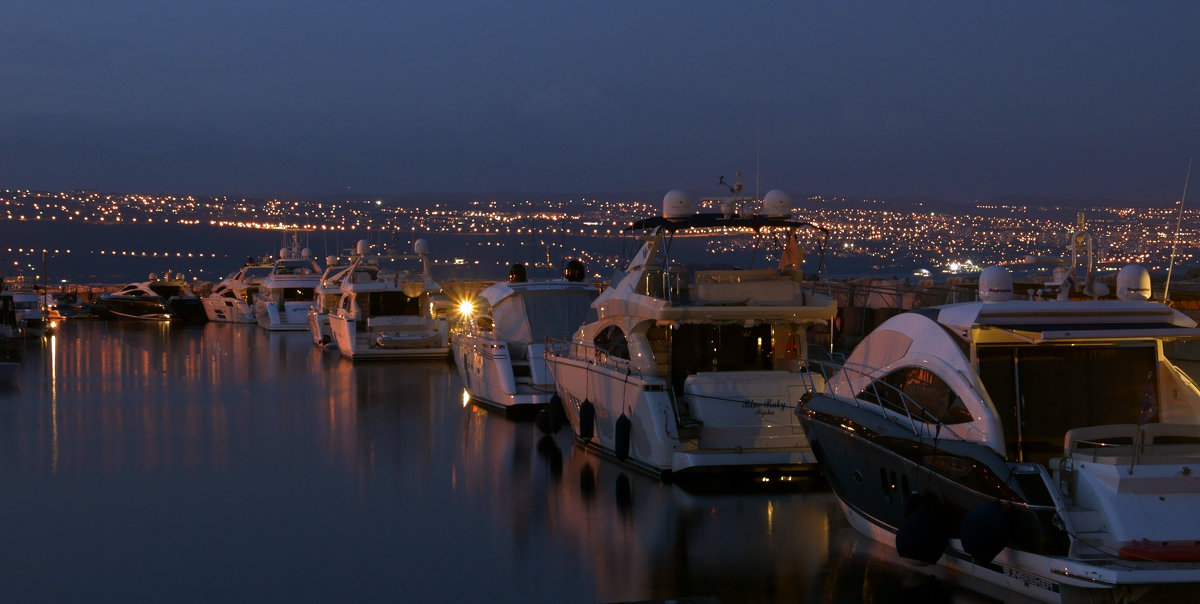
[564, 260, 586, 282]
[1116, 264, 1151, 301]
[356, 239, 371, 256]
[325, 255, 338, 267]
[300, 247, 311, 259]
[978, 266, 1014, 302]
[662, 189, 694, 219]
[762, 189, 792, 218]
[413, 239, 430, 255]
[279, 247, 290, 260]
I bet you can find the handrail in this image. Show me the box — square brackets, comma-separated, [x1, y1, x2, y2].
[800, 358, 970, 442]
[544, 338, 648, 381]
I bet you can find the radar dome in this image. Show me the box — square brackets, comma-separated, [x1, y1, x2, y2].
[978, 266, 1014, 302]
[762, 189, 792, 218]
[564, 260, 586, 282]
[413, 239, 430, 255]
[1116, 264, 1151, 301]
[508, 263, 527, 283]
[300, 247, 311, 259]
[279, 247, 290, 260]
[662, 189, 694, 219]
[356, 239, 371, 256]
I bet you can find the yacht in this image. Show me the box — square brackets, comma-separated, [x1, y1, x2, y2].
[254, 245, 322, 331]
[454, 261, 598, 418]
[0, 294, 20, 380]
[327, 239, 450, 360]
[0, 287, 47, 335]
[201, 260, 274, 323]
[796, 264, 1200, 603]
[308, 249, 360, 347]
[92, 272, 206, 322]
[544, 189, 837, 479]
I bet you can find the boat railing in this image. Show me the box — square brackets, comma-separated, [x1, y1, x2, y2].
[798, 358, 974, 442]
[544, 338, 647, 380]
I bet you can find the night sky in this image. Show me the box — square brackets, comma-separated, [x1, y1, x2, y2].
[2, 2, 1197, 203]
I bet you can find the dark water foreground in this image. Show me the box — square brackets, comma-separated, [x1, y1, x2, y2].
[0, 321, 997, 603]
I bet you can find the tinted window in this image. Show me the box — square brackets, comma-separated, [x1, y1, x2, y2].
[593, 325, 629, 360]
[857, 366, 972, 425]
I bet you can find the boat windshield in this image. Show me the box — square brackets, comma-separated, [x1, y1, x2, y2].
[977, 344, 1159, 464]
[148, 284, 185, 298]
[243, 267, 274, 280]
[354, 292, 420, 317]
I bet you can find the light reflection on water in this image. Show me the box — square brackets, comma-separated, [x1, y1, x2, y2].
[0, 321, 997, 603]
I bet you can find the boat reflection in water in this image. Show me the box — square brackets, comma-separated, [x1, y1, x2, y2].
[3, 320, 989, 602]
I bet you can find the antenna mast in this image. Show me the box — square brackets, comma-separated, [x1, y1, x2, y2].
[1164, 157, 1193, 301]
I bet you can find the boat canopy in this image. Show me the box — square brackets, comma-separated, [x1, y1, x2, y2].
[488, 287, 595, 345]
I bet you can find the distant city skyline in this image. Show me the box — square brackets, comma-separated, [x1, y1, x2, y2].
[2, 3, 1197, 204]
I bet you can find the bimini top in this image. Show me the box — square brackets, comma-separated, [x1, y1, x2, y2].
[627, 213, 826, 233]
[924, 299, 1199, 344]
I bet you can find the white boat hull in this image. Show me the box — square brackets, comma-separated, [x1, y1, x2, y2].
[254, 300, 313, 331]
[546, 353, 817, 477]
[308, 310, 334, 347]
[454, 334, 555, 416]
[201, 298, 255, 323]
[328, 315, 448, 360]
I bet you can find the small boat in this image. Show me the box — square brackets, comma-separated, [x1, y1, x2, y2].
[254, 236, 322, 331]
[201, 260, 274, 323]
[328, 239, 450, 360]
[453, 261, 598, 418]
[797, 263, 1200, 603]
[92, 272, 206, 322]
[544, 188, 837, 480]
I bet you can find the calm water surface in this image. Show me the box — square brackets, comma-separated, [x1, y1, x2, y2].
[1, 321, 999, 603]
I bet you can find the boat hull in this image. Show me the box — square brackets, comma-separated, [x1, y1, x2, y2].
[800, 395, 1200, 603]
[453, 334, 554, 418]
[547, 352, 817, 478]
[328, 315, 448, 360]
[254, 300, 313, 331]
[201, 298, 254, 323]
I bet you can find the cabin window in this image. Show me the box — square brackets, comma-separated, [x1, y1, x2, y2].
[857, 366, 972, 425]
[353, 292, 421, 317]
[593, 325, 629, 360]
[282, 287, 314, 302]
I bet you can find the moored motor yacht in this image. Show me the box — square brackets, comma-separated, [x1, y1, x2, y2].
[201, 259, 274, 323]
[254, 242, 322, 331]
[454, 261, 598, 418]
[327, 239, 450, 360]
[92, 272, 206, 322]
[797, 264, 1200, 603]
[309, 248, 361, 347]
[544, 188, 837, 480]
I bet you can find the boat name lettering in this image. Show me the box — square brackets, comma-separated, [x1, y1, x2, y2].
[1001, 566, 1057, 592]
[741, 398, 788, 416]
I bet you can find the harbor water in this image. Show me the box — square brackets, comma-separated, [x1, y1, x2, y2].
[2, 321, 998, 603]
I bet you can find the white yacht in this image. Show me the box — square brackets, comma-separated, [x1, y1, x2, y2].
[454, 261, 598, 418]
[797, 264, 1200, 603]
[328, 239, 450, 360]
[308, 249, 360, 347]
[201, 260, 274, 323]
[254, 244, 322, 331]
[544, 189, 837, 480]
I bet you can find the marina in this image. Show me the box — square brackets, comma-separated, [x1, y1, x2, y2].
[1, 320, 994, 603]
